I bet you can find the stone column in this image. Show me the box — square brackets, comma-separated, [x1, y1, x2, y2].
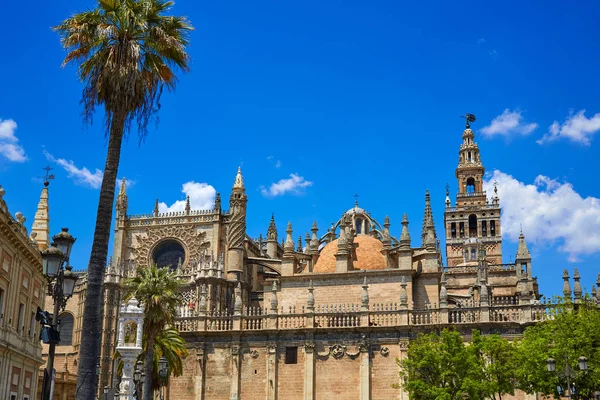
[303, 342, 315, 400]
[359, 341, 370, 400]
[229, 343, 241, 400]
[398, 340, 410, 400]
[266, 343, 278, 400]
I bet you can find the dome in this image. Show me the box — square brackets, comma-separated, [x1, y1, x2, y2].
[313, 235, 387, 273]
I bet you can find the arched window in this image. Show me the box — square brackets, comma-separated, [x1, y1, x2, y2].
[471, 248, 477, 260]
[468, 214, 477, 237]
[466, 178, 475, 193]
[355, 218, 362, 234]
[59, 313, 74, 346]
[152, 239, 186, 270]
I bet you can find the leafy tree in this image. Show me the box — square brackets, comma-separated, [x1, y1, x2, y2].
[54, 2, 192, 398]
[516, 298, 600, 399]
[471, 330, 518, 400]
[124, 265, 184, 400]
[398, 329, 481, 400]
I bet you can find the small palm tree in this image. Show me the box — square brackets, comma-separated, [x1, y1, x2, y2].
[54, 3, 192, 398]
[124, 265, 184, 400]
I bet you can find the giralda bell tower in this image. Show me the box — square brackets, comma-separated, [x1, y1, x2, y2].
[444, 115, 503, 267]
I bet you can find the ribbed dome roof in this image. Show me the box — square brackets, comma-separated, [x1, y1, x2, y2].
[313, 235, 387, 273]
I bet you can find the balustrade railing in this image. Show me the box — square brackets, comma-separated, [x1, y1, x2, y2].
[172, 298, 561, 333]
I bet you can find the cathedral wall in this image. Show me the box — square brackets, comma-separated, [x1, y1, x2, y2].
[168, 352, 197, 399]
[277, 274, 413, 311]
[240, 347, 267, 400]
[315, 345, 359, 400]
[371, 343, 402, 400]
[277, 345, 305, 399]
[204, 347, 232, 400]
[413, 276, 440, 309]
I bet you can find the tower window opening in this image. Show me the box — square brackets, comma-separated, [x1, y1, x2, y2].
[468, 214, 477, 237]
[459, 222, 464, 238]
[468, 152, 472, 162]
[451, 223, 456, 238]
[482, 221, 487, 237]
[521, 262, 527, 275]
[466, 178, 475, 193]
[490, 221, 496, 236]
[464, 249, 469, 261]
[355, 218, 362, 234]
[471, 248, 477, 261]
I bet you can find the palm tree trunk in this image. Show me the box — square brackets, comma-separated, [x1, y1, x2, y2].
[143, 334, 156, 400]
[76, 112, 126, 400]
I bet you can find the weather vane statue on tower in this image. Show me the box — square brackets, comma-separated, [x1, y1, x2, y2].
[461, 113, 477, 129]
[41, 165, 55, 187]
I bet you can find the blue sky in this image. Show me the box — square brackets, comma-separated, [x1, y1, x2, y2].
[1, 0, 599, 296]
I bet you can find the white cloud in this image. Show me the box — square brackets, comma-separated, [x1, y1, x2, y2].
[159, 181, 216, 212]
[0, 119, 27, 162]
[44, 150, 134, 190]
[537, 110, 600, 145]
[260, 173, 313, 197]
[483, 170, 600, 262]
[267, 156, 282, 168]
[481, 109, 538, 138]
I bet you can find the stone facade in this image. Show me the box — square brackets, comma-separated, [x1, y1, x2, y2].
[43, 123, 599, 400]
[0, 184, 46, 400]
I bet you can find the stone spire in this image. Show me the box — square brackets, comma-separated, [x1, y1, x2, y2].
[297, 235, 303, 253]
[573, 268, 582, 302]
[116, 177, 128, 217]
[382, 216, 391, 249]
[233, 166, 244, 190]
[304, 233, 310, 254]
[266, 214, 278, 258]
[153, 198, 159, 217]
[185, 195, 191, 215]
[310, 221, 319, 253]
[445, 184, 451, 208]
[562, 269, 572, 298]
[421, 190, 436, 250]
[214, 192, 221, 211]
[492, 181, 500, 205]
[31, 184, 50, 250]
[515, 230, 531, 260]
[284, 222, 294, 255]
[400, 213, 411, 249]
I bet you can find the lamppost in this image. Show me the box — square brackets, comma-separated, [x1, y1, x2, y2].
[133, 360, 145, 400]
[39, 228, 78, 400]
[103, 385, 110, 400]
[547, 355, 589, 399]
[158, 356, 169, 400]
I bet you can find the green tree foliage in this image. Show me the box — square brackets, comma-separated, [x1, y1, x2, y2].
[54, 3, 192, 397]
[516, 299, 600, 399]
[399, 329, 518, 400]
[124, 265, 184, 399]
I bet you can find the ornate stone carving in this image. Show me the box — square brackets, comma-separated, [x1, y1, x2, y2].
[380, 346, 390, 357]
[250, 349, 259, 359]
[399, 340, 409, 349]
[266, 343, 277, 354]
[231, 344, 240, 356]
[130, 225, 210, 266]
[304, 342, 315, 353]
[331, 344, 346, 359]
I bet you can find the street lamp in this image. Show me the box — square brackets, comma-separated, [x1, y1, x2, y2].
[39, 228, 78, 400]
[103, 385, 110, 400]
[159, 356, 169, 400]
[133, 360, 143, 399]
[547, 354, 589, 399]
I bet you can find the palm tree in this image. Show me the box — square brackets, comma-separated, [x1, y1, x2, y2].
[124, 265, 183, 400]
[54, 1, 192, 398]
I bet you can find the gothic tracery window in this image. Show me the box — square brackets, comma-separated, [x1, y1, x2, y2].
[152, 239, 186, 270]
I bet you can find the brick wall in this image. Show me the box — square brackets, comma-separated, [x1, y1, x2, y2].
[371, 345, 401, 400]
[240, 347, 266, 399]
[315, 347, 360, 400]
[277, 345, 305, 399]
[204, 347, 232, 400]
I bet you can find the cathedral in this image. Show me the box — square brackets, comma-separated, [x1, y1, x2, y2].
[44, 122, 578, 400]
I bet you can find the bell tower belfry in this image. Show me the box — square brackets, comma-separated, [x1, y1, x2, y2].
[444, 115, 503, 267]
